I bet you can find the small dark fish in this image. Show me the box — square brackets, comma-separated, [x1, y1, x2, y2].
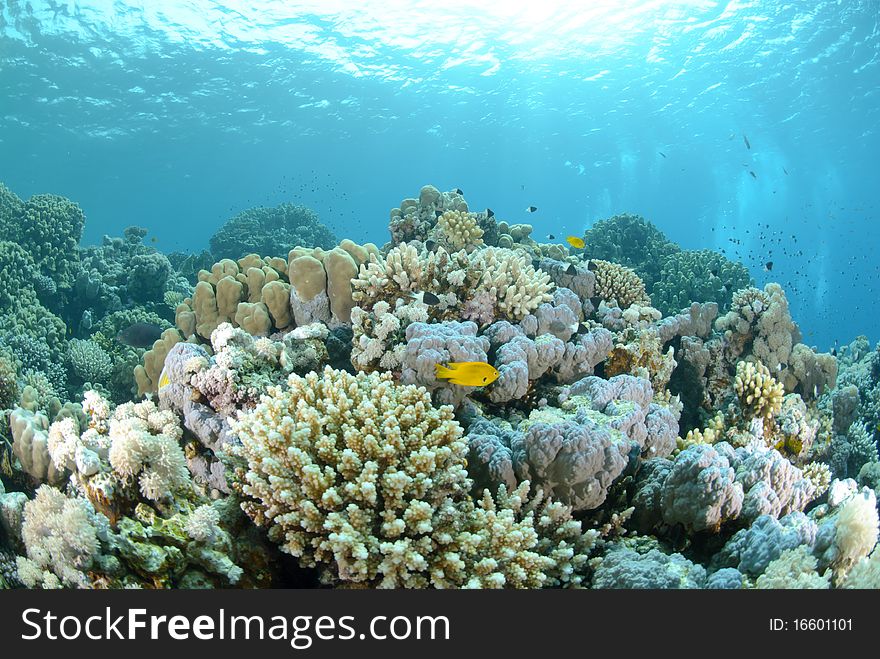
[151, 236, 158, 243]
[765, 261, 774, 271]
[743, 134, 751, 149]
[566, 263, 578, 275]
[116, 322, 163, 348]
[658, 151, 667, 158]
[435, 210, 444, 218]
[486, 208, 494, 219]
[578, 322, 591, 333]
[425, 239, 437, 252]
[525, 206, 537, 213]
[587, 260, 598, 272]
[749, 170, 757, 179]
[546, 234, 555, 240]
[831, 348, 837, 357]
[783, 167, 789, 175]
[421, 291, 441, 306]
[454, 188, 464, 195]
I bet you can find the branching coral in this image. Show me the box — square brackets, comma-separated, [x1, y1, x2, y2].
[232, 367, 595, 587]
[734, 361, 784, 428]
[434, 210, 484, 252]
[232, 366, 469, 586]
[350, 299, 427, 372]
[352, 244, 552, 323]
[589, 259, 650, 309]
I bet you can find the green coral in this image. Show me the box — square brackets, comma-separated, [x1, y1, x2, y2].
[582, 213, 680, 290]
[0, 240, 41, 310]
[651, 249, 753, 316]
[16, 193, 85, 289]
[209, 202, 337, 260]
[0, 347, 19, 411]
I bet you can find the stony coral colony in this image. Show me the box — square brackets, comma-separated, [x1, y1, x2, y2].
[1, 181, 879, 590]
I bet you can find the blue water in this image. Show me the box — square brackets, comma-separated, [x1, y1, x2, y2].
[2, 0, 878, 349]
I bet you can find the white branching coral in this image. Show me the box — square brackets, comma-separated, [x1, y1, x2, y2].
[350, 298, 428, 371]
[469, 247, 552, 321]
[232, 366, 595, 588]
[107, 400, 190, 502]
[351, 244, 552, 323]
[16, 485, 113, 589]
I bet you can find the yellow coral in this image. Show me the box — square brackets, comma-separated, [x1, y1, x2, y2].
[734, 360, 784, 425]
[436, 209, 483, 251]
[590, 259, 650, 308]
[676, 412, 725, 453]
[801, 461, 832, 497]
[175, 241, 379, 340]
[134, 328, 183, 397]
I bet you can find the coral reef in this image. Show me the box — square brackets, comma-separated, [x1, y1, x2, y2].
[1, 180, 874, 592]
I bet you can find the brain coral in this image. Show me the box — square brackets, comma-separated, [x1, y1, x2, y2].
[209, 203, 337, 260]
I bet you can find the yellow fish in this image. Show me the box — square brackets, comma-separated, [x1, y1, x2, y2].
[157, 366, 171, 391]
[566, 235, 585, 249]
[435, 362, 500, 387]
